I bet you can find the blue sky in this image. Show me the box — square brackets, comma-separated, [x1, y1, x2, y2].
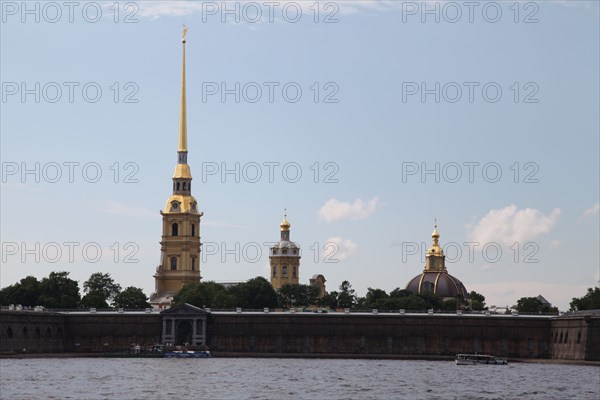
[1, 0, 598, 310]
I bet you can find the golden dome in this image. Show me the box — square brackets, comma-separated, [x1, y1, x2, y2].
[164, 194, 200, 214]
[280, 210, 291, 231]
[280, 216, 291, 231]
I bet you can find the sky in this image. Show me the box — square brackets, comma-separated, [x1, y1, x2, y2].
[1, 0, 598, 311]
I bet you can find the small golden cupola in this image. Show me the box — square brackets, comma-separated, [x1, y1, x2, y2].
[425, 223, 446, 272]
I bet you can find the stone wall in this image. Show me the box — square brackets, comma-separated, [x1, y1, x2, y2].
[2, 309, 598, 361]
[0, 310, 66, 354]
[63, 313, 162, 353]
[550, 315, 600, 361]
[207, 313, 552, 358]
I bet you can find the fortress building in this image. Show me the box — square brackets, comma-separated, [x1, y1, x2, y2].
[270, 212, 301, 289]
[150, 27, 203, 307]
[405, 225, 468, 300]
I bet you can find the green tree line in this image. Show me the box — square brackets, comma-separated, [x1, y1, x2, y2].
[0, 271, 150, 309]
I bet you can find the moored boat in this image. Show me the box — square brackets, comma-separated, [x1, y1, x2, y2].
[455, 354, 508, 365]
[164, 350, 212, 358]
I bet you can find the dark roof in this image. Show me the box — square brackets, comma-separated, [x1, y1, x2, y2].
[405, 271, 468, 299]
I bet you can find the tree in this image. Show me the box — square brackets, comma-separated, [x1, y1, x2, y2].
[230, 277, 278, 309]
[319, 290, 339, 309]
[82, 272, 121, 308]
[173, 281, 226, 308]
[113, 287, 150, 309]
[0, 276, 41, 306]
[516, 297, 558, 313]
[37, 271, 80, 309]
[570, 287, 600, 311]
[337, 281, 357, 308]
[469, 291, 486, 311]
[278, 284, 319, 308]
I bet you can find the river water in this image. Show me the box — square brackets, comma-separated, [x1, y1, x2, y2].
[1, 358, 598, 399]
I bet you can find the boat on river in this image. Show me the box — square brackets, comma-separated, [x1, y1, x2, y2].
[455, 354, 508, 365]
[164, 350, 212, 358]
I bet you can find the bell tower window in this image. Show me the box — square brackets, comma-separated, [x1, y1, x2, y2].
[172, 223, 179, 236]
[293, 266, 296, 278]
[282, 265, 288, 277]
[170, 257, 177, 270]
[191, 224, 196, 237]
[272, 267, 277, 277]
[191, 256, 196, 271]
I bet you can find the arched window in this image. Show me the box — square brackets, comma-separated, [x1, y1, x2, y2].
[57, 328, 63, 338]
[293, 266, 297, 278]
[282, 249, 288, 255]
[170, 257, 177, 270]
[293, 249, 297, 255]
[6, 326, 13, 339]
[172, 223, 179, 236]
[35, 327, 40, 338]
[46, 327, 52, 338]
[183, 182, 187, 190]
[191, 256, 196, 271]
[272, 267, 277, 277]
[564, 332, 568, 343]
[22, 327, 28, 337]
[191, 224, 196, 237]
[282, 265, 288, 277]
[176, 182, 181, 191]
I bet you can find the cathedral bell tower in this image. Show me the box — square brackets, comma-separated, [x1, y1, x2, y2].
[150, 27, 203, 307]
[270, 211, 301, 289]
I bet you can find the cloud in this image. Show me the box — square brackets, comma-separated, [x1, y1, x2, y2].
[467, 205, 560, 245]
[318, 197, 379, 223]
[582, 203, 599, 219]
[99, 200, 155, 219]
[324, 237, 358, 262]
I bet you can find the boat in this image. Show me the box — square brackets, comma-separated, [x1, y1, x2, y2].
[455, 354, 508, 365]
[164, 350, 212, 358]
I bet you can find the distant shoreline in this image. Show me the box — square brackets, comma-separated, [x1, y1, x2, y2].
[2, 352, 599, 366]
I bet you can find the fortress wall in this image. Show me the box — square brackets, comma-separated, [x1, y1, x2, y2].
[0, 310, 66, 354]
[2, 310, 597, 360]
[207, 313, 552, 358]
[550, 316, 600, 361]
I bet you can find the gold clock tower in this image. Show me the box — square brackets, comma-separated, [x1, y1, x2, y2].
[150, 27, 203, 307]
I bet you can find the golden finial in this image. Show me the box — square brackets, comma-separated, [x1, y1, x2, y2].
[280, 209, 291, 232]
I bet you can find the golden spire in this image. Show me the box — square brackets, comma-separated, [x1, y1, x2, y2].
[178, 25, 188, 152]
[280, 208, 291, 232]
